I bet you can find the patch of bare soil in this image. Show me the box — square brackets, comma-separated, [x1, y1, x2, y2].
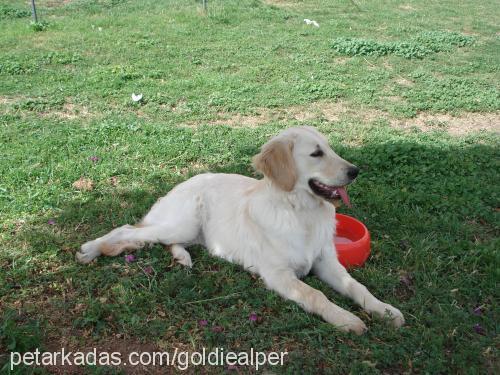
[390, 112, 500, 135]
[1, 96, 93, 120]
[399, 4, 417, 11]
[192, 101, 354, 128]
[177, 162, 209, 176]
[333, 57, 351, 65]
[41, 103, 92, 120]
[208, 111, 272, 127]
[0, 95, 23, 106]
[394, 77, 414, 87]
[3, 292, 188, 374]
[263, 0, 301, 8]
[43, 0, 73, 8]
[386, 96, 405, 103]
[199, 100, 498, 136]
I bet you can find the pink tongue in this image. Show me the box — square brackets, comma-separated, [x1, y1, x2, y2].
[337, 187, 351, 208]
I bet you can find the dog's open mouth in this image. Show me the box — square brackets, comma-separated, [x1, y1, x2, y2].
[308, 179, 351, 207]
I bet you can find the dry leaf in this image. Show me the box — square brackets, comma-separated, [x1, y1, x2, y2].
[72, 177, 94, 191]
[109, 176, 119, 186]
[71, 303, 85, 313]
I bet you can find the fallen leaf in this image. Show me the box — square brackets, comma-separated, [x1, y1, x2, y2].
[72, 303, 85, 313]
[109, 176, 119, 186]
[72, 177, 94, 191]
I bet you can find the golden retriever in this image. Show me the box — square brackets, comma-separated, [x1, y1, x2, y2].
[77, 126, 404, 334]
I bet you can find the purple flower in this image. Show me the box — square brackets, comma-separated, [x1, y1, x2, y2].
[124, 254, 136, 263]
[473, 306, 483, 316]
[227, 364, 238, 370]
[249, 312, 258, 322]
[473, 323, 485, 335]
[198, 319, 208, 327]
[212, 325, 224, 333]
[47, 219, 56, 225]
[144, 266, 153, 275]
[89, 156, 100, 163]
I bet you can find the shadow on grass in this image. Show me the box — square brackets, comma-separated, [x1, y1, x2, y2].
[2, 134, 499, 373]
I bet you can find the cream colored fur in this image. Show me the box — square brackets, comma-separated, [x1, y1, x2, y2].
[77, 126, 404, 334]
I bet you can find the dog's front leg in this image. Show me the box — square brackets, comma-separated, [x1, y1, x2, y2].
[312, 249, 405, 327]
[262, 269, 367, 335]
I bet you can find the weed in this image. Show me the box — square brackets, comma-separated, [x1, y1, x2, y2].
[30, 21, 50, 32]
[332, 31, 475, 59]
[0, 310, 44, 352]
[0, 5, 30, 19]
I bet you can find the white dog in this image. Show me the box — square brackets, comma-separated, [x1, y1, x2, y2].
[77, 126, 404, 334]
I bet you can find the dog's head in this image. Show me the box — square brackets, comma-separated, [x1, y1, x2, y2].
[253, 126, 359, 206]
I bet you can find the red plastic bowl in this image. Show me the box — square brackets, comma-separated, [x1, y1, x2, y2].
[334, 213, 371, 268]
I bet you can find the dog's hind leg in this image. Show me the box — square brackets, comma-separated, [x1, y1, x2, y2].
[77, 223, 198, 264]
[77, 224, 152, 264]
[78, 182, 203, 264]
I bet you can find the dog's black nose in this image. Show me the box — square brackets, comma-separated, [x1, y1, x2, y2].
[347, 166, 359, 180]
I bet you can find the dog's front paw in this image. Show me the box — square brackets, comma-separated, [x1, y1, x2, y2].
[381, 304, 405, 328]
[339, 314, 368, 335]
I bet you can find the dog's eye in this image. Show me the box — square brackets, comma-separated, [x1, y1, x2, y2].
[310, 149, 324, 157]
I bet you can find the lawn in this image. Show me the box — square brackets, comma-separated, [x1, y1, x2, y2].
[1, 0, 499, 373]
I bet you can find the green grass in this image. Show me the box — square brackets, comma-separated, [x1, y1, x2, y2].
[1, 0, 499, 373]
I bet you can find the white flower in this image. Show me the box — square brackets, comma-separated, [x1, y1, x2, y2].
[131, 93, 143, 102]
[304, 19, 319, 27]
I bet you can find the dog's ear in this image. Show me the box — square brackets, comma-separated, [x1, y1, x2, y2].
[253, 137, 297, 191]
